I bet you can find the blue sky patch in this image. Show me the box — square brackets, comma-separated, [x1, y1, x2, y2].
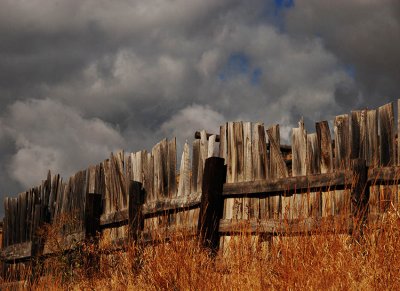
[218, 53, 262, 85]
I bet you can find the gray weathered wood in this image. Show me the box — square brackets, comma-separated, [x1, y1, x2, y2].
[167, 138, 177, 197]
[292, 120, 307, 219]
[379, 102, 395, 166]
[191, 140, 200, 193]
[334, 114, 351, 170]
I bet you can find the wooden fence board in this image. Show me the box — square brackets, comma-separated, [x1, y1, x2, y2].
[267, 125, 287, 219]
[316, 121, 334, 217]
[292, 120, 307, 219]
[334, 114, 351, 216]
[307, 133, 321, 217]
[378, 102, 396, 212]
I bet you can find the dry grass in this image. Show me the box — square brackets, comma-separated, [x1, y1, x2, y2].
[1, 210, 397, 290]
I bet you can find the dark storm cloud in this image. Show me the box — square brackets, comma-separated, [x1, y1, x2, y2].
[284, 0, 400, 107]
[0, 0, 399, 215]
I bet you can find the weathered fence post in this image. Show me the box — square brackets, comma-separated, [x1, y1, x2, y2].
[128, 181, 145, 242]
[198, 157, 226, 255]
[350, 159, 369, 239]
[128, 181, 145, 272]
[31, 204, 44, 282]
[84, 193, 102, 277]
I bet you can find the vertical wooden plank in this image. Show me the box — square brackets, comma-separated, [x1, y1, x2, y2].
[253, 123, 268, 220]
[316, 121, 334, 217]
[291, 120, 307, 219]
[191, 140, 200, 194]
[292, 119, 307, 176]
[197, 131, 208, 192]
[232, 122, 244, 219]
[267, 125, 288, 219]
[177, 142, 191, 197]
[307, 133, 321, 217]
[219, 124, 227, 162]
[334, 114, 351, 215]
[307, 133, 320, 174]
[243, 122, 252, 219]
[378, 102, 395, 212]
[367, 110, 379, 167]
[160, 139, 169, 198]
[167, 138, 177, 197]
[351, 110, 368, 161]
[379, 102, 395, 166]
[4, 198, 9, 247]
[367, 109, 380, 215]
[334, 114, 351, 170]
[316, 121, 333, 173]
[152, 141, 163, 199]
[208, 135, 216, 158]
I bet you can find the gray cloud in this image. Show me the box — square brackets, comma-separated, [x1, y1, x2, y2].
[0, 0, 399, 215]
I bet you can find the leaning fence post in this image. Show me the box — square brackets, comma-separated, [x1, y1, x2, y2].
[84, 193, 102, 277]
[198, 157, 226, 255]
[128, 181, 145, 243]
[350, 158, 369, 239]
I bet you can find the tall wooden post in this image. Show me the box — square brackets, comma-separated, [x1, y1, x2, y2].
[84, 193, 102, 277]
[128, 181, 144, 243]
[350, 159, 369, 239]
[198, 157, 226, 255]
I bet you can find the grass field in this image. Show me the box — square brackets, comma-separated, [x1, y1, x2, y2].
[2, 209, 398, 290]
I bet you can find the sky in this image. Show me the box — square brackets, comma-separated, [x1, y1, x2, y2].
[0, 0, 399, 215]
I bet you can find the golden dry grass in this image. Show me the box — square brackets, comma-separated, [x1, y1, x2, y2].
[1, 210, 398, 291]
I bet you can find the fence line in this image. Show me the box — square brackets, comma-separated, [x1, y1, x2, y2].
[1, 100, 400, 283]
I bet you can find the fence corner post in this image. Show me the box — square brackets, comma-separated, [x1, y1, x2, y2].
[198, 157, 226, 255]
[128, 181, 144, 243]
[84, 193, 102, 277]
[350, 158, 369, 239]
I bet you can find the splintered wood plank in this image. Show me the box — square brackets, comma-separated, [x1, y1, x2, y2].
[316, 121, 334, 217]
[367, 109, 380, 215]
[307, 133, 320, 174]
[144, 152, 154, 202]
[351, 110, 368, 160]
[197, 131, 208, 192]
[253, 123, 268, 220]
[152, 141, 164, 199]
[267, 125, 288, 220]
[334, 114, 351, 216]
[379, 102, 395, 166]
[243, 122, 252, 219]
[191, 140, 200, 194]
[219, 124, 227, 162]
[334, 114, 351, 170]
[252, 123, 268, 181]
[161, 139, 169, 198]
[103, 159, 112, 214]
[378, 102, 396, 212]
[307, 133, 321, 217]
[168, 138, 177, 197]
[291, 120, 307, 219]
[208, 135, 216, 158]
[177, 142, 191, 197]
[233, 122, 245, 219]
[367, 110, 379, 167]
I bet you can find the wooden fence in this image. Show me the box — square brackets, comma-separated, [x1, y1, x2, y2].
[2, 100, 400, 282]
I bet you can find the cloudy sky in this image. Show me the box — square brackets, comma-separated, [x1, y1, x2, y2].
[0, 0, 399, 214]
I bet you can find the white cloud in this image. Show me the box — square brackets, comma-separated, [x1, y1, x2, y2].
[4, 99, 125, 187]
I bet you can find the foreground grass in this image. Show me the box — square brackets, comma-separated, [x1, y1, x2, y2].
[3, 212, 400, 290]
